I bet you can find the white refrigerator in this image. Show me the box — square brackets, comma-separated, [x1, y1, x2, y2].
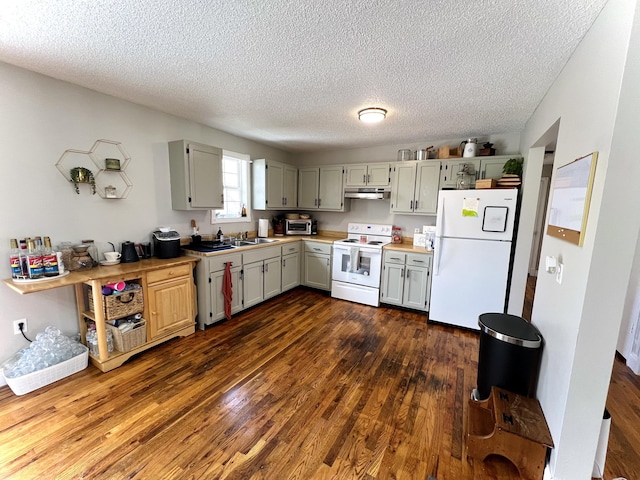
[429, 188, 518, 330]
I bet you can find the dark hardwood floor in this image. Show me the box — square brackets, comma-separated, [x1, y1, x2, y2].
[0, 288, 636, 479]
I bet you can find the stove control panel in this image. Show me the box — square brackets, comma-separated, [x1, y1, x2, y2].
[347, 223, 392, 235]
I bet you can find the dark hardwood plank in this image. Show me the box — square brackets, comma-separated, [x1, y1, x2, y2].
[0, 288, 636, 479]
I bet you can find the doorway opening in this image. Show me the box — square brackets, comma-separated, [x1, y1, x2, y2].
[522, 123, 558, 321]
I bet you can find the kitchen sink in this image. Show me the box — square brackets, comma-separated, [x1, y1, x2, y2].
[183, 243, 236, 253]
[185, 238, 280, 252]
[236, 238, 280, 246]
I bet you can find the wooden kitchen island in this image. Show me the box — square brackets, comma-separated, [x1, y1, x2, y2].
[3, 256, 199, 372]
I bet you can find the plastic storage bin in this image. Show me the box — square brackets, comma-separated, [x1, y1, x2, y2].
[476, 313, 543, 400]
[3, 345, 89, 396]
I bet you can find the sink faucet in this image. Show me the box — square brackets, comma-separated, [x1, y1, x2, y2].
[236, 231, 245, 241]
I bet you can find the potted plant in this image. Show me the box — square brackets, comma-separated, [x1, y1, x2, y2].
[69, 167, 96, 195]
[502, 158, 524, 177]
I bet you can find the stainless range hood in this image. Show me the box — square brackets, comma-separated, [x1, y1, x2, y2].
[344, 188, 391, 200]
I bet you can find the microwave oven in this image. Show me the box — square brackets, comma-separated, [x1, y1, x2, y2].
[285, 219, 312, 235]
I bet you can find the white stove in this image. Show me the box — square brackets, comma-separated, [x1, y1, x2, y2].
[331, 223, 393, 306]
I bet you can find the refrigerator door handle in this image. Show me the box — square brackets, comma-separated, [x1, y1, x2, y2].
[434, 236, 441, 275]
[436, 195, 445, 238]
[433, 194, 444, 276]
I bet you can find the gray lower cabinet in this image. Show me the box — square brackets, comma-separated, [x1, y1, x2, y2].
[243, 245, 282, 309]
[191, 244, 284, 329]
[264, 256, 282, 299]
[380, 250, 432, 311]
[242, 260, 264, 309]
[192, 252, 243, 329]
[281, 242, 301, 291]
[211, 264, 242, 320]
[303, 241, 332, 291]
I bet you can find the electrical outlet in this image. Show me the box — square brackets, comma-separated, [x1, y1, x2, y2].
[13, 318, 27, 335]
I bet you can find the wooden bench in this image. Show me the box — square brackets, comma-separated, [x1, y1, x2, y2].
[467, 386, 554, 480]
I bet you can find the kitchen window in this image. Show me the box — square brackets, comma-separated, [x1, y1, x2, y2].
[212, 151, 251, 223]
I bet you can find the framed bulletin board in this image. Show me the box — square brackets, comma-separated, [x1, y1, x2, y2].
[547, 152, 598, 246]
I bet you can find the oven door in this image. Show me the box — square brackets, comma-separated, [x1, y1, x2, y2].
[332, 244, 382, 288]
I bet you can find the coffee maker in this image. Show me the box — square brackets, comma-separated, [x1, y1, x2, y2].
[311, 219, 318, 235]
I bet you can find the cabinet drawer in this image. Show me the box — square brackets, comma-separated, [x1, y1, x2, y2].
[147, 264, 192, 284]
[304, 242, 332, 255]
[384, 252, 406, 265]
[281, 242, 301, 255]
[243, 245, 281, 264]
[406, 253, 432, 268]
[208, 253, 242, 273]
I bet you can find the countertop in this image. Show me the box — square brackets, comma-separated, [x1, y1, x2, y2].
[384, 243, 434, 254]
[181, 235, 433, 258]
[182, 234, 339, 257]
[3, 257, 199, 295]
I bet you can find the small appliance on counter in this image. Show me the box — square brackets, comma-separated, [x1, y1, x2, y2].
[272, 216, 285, 236]
[120, 241, 140, 263]
[152, 229, 181, 259]
[285, 218, 312, 235]
[258, 218, 270, 238]
[311, 219, 318, 235]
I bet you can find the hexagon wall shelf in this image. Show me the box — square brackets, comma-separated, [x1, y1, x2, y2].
[56, 139, 133, 199]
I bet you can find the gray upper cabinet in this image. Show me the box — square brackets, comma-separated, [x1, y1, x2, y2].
[478, 156, 511, 180]
[344, 163, 390, 187]
[298, 165, 347, 211]
[390, 161, 440, 215]
[439, 159, 480, 189]
[252, 159, 298, 210]
[439, 155, 516, 188]
[168, 140, 224, 210]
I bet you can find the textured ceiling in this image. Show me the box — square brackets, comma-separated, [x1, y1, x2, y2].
[0, 0, 609, 153]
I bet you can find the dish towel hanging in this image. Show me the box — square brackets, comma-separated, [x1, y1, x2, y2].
[223, 262, 233, 320]
[349, 247, 360, 272]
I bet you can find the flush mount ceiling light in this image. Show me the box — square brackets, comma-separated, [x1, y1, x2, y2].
[358, 107, 387, 123]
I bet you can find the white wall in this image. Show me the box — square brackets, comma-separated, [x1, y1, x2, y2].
[513, 0, 639, 477]
[0, 62, 291, 385]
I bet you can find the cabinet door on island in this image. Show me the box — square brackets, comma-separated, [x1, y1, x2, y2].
[146, 264, 196, 339]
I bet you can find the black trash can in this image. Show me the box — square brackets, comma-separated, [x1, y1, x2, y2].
[476, 313, 543, 400]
